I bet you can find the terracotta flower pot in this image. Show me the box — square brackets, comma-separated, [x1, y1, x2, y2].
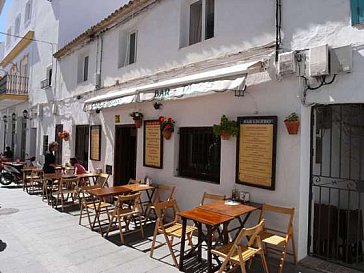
[284, 120, 300, 135]
[163, 129, 172, 140]
[134, 119, 142, 128]
[63, 136, 70, 141]
[221, 131, 231, 140]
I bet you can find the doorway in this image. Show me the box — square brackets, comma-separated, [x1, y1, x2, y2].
[309, 104, 364, 270]
[75, 125, 89, 170]
[114, 125, 137, 186]
[55, 124, 63, 164]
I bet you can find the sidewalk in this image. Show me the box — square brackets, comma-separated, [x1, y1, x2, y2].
[0, 186, 358, 273]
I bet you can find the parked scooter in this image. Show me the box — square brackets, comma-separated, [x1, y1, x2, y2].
[0, 157, 36, 186]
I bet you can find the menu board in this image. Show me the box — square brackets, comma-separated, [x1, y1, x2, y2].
[143, 120, 163, 168]
[236, 116, 277, 190]
[90, 125, 101, 161]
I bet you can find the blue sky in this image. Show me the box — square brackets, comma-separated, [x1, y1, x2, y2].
[0, 0, 12, 42]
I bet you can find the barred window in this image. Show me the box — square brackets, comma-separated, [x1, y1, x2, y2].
[179, 127, 220, 183]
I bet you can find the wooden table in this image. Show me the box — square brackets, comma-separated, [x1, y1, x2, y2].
[178, 208, 234, 273]
[199, 200, 261, 237]
[87, 186, 132, 235]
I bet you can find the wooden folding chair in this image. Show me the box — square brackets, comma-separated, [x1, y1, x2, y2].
[259, 204, 297, 273]
[53, 175, 79, 212]
[29, 169, 44, 194]
[150, 199, 196, 267]
[78, 185, 113, 230]
[43, 173, 62, 205]
[211, 220, 269, 273]
[105, 192, 144, 244]
[200, 192, 225, 205]
[128, 178, 142, 184]
[146, 183, 175, 219]
[95, 173, 110, 187]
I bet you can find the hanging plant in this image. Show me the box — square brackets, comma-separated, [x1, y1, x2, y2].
[58, 130, 70, 141]
[159, 116, 175, 140]
[129, 111, 144, 128]
[284, 112, 300, 135]
[213, 115, 238, 140]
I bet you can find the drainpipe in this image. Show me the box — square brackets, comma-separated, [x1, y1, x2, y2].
[275, 0, 282, 62]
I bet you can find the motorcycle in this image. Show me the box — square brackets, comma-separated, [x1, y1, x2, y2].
[0, 157, 37, 186]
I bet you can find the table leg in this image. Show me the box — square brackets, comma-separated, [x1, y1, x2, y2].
[179, 217, 187, 271]
[92, 198, 103, 235]
[206, 225, 213, 273]
[197, 222, 203, 262]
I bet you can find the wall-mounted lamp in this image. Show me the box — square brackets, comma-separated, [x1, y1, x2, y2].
[23, 110, 29, 119]
[3, 115, 7, 123]
[95, 109, 101, 114]
[153, 102, 162, 110]
[12, 113, 16, 122]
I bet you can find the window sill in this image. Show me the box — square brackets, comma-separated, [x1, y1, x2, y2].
[176, 174, 220, 185]
[179, 36, 215, 50]
[352, 22, 364, 29]
[118, 62, 137, 70]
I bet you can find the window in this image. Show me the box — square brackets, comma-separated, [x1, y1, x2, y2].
[83, 56, 89, 81]
[6, 27, 12, 48]
[118, 31, 137, 67]
[351, 0, 364, 25]
[46, 65, 52, 86]
[24, 0, 32, 25]
[189, 0, 214, 46]
[179, 127, 221, 183]
[14, 15, 21, 36]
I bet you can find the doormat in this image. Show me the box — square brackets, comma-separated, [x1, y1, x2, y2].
[301, 256, 363, 273]
[0, 208, 19, 216]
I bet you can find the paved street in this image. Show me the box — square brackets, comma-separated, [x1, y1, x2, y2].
[0, 186, 359, 273]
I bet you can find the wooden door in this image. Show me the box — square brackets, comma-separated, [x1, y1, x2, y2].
[75, 125, 89, 169]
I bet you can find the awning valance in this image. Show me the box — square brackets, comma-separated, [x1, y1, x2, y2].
[83, 60, 262, 111]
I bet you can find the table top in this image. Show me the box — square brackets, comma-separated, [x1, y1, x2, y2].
[179, 207, 233, 226]
[199, 200, 260, 218]
[123, 184, 154, 192]
[77, 173, 99, 178]
[88, 186, 132, 198]
[23, 167, 43, 172]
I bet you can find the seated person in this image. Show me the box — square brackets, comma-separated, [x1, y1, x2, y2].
[43, 142, 59, 174]
[2, 146, 13, 161]
[70, 158, 88, 185]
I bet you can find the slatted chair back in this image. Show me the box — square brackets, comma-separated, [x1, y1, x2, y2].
[154, 199, 179, 226]
[259, 203, 297, 273]
[115, 192, 142, 212]
[212, 220, 268, 273]
[153, 184, 176, 204]
[95, 173, 110, 187]
[200, 192, 225, 206]
[128, 178, 142, 185]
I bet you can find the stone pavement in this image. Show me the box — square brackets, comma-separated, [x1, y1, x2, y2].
[0, 186, 359, 273]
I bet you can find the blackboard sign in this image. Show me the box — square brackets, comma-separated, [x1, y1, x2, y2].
[236, 116, 277, 190]
[105, 164, 112, 175]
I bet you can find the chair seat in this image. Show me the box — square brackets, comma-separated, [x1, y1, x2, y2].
[86, 201, 112, 210]
[162, 223, 196, 237]
[261, 231, 286, 246]
[212, 242, 260, 262]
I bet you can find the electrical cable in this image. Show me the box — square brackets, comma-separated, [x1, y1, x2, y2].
[0, 31, 57, 45]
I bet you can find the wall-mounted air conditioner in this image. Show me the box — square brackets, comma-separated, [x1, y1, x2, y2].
[309, 44, 329, 77]
[277, 51, 296, 76]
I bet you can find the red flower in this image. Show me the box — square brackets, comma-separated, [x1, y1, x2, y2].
[165, 124, 171, 129]
[168, 117, 172, 123]
[159, 116, 165, 123]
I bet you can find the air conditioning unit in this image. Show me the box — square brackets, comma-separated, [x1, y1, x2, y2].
[309, 44, 329, 77]
[330, 45, 352, 74]
[278, 51, 296, 75]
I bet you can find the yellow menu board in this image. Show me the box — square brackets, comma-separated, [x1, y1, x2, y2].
[90, 125, 101, 161]
[237, 117, 277, 190]
[144, 120, 163, 168]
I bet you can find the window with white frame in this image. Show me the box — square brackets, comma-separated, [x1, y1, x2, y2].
[24, 0, 32, 25]
[14, 15, 21, 37]
[189, 0, 214, 46]
[119, 30, 137, 67]
[77, 55, 89, 83]
[6, 27, 12, 48]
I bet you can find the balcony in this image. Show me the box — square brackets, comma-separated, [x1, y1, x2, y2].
[0, 74, 29, 109]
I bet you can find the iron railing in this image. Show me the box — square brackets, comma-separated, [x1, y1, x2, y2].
[0, 74, 29, 95]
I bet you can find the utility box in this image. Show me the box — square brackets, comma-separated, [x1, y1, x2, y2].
[330, 45, 352, 74]
[278, 51, 296, 75]
[309, 44, 329, 77]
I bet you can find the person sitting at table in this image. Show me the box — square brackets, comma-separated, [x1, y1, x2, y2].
[2, 146, 13, 161]
[43, 142, 59, 174]
[70, 157, 88, 185]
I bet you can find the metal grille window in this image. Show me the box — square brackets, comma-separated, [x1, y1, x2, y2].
[179, 127, 220, 183]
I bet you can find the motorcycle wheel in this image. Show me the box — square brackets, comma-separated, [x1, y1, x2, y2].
[0, 172, 14, 185]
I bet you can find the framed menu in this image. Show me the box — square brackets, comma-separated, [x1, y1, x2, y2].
[143, 120, 163, 169]
[90, 125, 101, 161]
[236, 116, 277, 190]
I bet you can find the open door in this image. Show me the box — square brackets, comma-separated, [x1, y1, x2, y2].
[114, 125, 137, 186]
[75, 125, 90, 170]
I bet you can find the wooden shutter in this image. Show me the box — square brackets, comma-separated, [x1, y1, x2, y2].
[351, 0, 364, 25]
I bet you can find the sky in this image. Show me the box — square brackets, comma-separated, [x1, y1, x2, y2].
[0, 0, 12, 43]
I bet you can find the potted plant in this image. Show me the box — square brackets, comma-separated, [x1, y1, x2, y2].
[129, 111, 144, 128]
[159, 116, 175, 140]
[284, 112, 300, 134]
[213, 115, 238, 140]
[58, 130, 70, 141]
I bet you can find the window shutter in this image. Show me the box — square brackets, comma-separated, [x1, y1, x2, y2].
[351, 0, 364, 25]
[359, 0, 364, 23]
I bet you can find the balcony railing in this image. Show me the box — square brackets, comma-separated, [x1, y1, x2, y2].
[0, 74, 29, 95]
